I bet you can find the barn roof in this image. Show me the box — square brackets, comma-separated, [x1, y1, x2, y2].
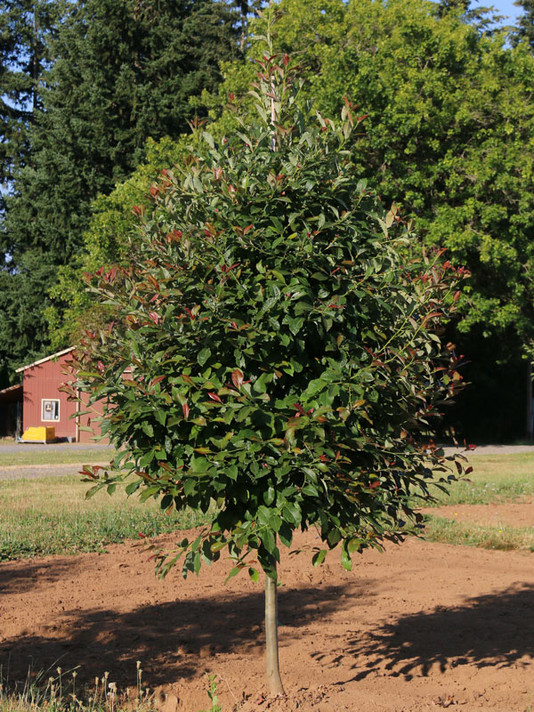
[15, 347, 76, 373]
[0, 382, 23, 404]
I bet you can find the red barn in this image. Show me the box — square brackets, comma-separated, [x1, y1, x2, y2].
[14, 347, 104, 443]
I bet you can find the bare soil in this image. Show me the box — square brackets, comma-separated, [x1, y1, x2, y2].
[1, 514, 533, 712]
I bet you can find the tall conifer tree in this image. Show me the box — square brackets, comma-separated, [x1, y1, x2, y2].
[0, 0, 241, 385]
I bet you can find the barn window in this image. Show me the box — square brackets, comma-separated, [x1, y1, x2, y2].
[42, 399, 60, 421]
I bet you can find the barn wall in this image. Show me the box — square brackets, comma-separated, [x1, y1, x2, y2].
[22, 353, 78, 440]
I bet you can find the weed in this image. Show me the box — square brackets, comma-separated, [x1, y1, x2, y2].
[0, 663, 151, 712]
[198, 675, 221, 712]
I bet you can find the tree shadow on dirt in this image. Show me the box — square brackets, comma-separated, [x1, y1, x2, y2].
[330, 583, 534, 682]
[0, 581, 367, 687]
[0, 558, 85, 594]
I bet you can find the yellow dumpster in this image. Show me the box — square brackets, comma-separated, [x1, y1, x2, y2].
[21, 426, 56, 443]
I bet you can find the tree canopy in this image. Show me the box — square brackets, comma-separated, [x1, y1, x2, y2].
[68, 45, 468, 692]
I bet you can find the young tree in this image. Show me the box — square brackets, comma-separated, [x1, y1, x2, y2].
[69, 43, 468, 694]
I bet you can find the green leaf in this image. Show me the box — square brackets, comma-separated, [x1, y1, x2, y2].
[226, 566, 241, 582]
[264, 486, 275, 505]
[142, 422, 154, 437]
[341, 544, 353, 572]
[261, 528, 276, 554]
[312, 549, 327, 566]
[198, 347, 211, 366]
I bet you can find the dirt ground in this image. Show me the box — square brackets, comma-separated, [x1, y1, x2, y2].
[1, 510, 533, 712]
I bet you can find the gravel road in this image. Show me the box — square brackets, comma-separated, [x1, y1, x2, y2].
[0, 442, 112, 480]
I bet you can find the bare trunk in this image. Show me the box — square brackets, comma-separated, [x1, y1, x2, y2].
[265, 562, 285, 696]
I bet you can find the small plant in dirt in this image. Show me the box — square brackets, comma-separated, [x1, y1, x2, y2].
[0, 664, 153, 712]
[67, 20, 469, 697]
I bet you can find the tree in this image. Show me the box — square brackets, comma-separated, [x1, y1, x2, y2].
[62, 0, 534, 436]
[45, 136, 190, 351]
[0, 0, 242, 385]
[68, 42, 468, 694]
[513, 0, 534, 49]
[199, 0, 534, 438]
[0, 0, 67, 207]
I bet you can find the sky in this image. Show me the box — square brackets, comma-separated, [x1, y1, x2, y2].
[479, 0, 523, 24]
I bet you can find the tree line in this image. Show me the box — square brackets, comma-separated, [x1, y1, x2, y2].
[1, 0, 534, 439]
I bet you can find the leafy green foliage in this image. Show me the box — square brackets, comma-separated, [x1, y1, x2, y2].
[204, 1, 534, 350]
[46, 137, 190, 350]
[0, 0, 242, 387]
[69, 49, 468, 580]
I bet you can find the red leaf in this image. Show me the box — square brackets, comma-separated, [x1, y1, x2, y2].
[148, 311, 160, 325]
[182, 402, 190, 419]
[208, 392, 222, 403]
[231, 369, 244, 388]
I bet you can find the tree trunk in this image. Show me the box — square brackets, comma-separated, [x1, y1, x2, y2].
[265, 562, 285, 696]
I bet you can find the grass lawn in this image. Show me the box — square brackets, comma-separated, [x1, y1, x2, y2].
[0, 473, 208, 561]
[0, 450, 532, 563]
[0, 445, 115, 468]
[422, 451, 534, 552]
[428, 451, 534, 505]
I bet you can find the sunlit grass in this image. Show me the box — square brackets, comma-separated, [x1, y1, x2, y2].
[422, 515, 534, 552]
[420, 451, 534, 552]
[428, 452, 534, 506]
[0, 446, 115, 468]
[0, 474, 209, 561]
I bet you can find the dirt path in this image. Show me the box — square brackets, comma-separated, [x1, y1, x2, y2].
[1, 528, 533, 712]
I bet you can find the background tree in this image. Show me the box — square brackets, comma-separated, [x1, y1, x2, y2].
[54, 0, 534, 439]
[513, 0, 534, 48]
[0, 0, 67, 207]
[202, 0, 534, 439]
[69, 46, 468, 694]
[0, 0, 241, 386]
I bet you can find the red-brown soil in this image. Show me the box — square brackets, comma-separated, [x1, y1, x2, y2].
[1, 518, 533, 712]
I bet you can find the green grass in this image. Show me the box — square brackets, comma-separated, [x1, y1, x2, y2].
[427, 452, 534, 506]
[422, 516, 534, 552]
[1, 451, 533, 562]
[420, 452, 534, 552]
[0, 446, 115, 468]
[0, 474, 209, 561]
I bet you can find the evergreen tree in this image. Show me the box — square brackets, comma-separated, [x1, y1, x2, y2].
[514, 0, 534, 48]
[0, 0, 241, 386]
[0, 1, 66, 226]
